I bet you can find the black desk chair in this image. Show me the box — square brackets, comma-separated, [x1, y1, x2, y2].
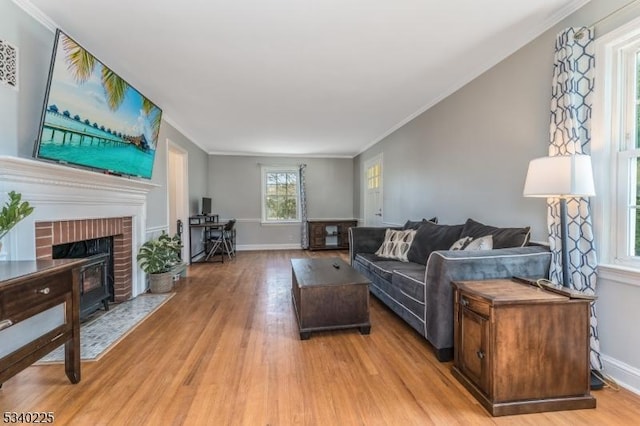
[204, 219, 236, 262]
[222, 219, 236, 258]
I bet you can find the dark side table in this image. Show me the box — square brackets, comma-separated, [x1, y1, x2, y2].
[291, 257, 370, 339]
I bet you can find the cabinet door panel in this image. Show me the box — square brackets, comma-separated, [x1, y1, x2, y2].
[310, 224, 325, 238]
[460, 308, 489, 394]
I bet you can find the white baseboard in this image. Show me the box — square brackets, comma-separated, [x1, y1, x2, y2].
[236, 244, 302, 251]
[601, 354, 640, 395]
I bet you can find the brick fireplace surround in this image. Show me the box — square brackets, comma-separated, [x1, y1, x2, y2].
[35, 217, 133, 302]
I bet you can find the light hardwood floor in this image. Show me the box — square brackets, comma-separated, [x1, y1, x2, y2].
[2, 250, 640, 425]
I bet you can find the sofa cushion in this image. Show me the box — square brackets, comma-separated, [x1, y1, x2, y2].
[460, 218, 530, 249]
[354, 253, 378, 273]
[407, 221, 464, 265]
[393, 268, 426, 303]
[355, 253, 391, 274]
[355, 253, 399, 281]
[403, 217, 438, 229]
[375, 229, 416, 262]
[355, 253, 425, 284]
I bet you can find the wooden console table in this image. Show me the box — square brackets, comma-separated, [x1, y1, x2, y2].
[451, 279, 595, 416]
[0, 259, 86, 386]
[308, 220, 357, 250]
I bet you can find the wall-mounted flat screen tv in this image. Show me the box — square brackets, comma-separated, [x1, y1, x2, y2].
[33, 29, 162, 179]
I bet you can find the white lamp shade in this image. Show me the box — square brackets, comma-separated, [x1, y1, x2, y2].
[523, 155, 595, 198]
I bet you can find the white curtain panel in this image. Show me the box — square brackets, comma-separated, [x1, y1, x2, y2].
[548, 27, 602, 371]
[300, 164, 308, 249]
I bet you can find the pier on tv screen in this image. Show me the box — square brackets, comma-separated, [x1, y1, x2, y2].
[34, 29, 162, 179]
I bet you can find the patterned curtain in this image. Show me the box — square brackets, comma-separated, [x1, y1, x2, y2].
[548, 27, 602, 371]
[300, 164, 309, 249]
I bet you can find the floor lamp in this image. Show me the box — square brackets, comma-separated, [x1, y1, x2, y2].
[523, 154, 596, 288]
[523, 154, 603, 389]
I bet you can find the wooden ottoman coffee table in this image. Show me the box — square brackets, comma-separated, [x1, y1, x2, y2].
[291, 257, 371, 340]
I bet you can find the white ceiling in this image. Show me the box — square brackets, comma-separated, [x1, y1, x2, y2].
[18, 0, 589, 157]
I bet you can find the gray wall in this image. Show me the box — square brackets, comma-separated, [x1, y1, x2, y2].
[0, 0, 52, 157]
[354, 0, 640, 392]
[0, 1, 209, 233]
[208, 155, 354, 248]
[356, 51, 551, 236]
[146, 121, 209, 229]
[356, 26, 557, 237]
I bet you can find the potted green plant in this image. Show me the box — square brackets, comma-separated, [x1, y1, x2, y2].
[0, 191, 35, 253]
[137, 232, 183, 293]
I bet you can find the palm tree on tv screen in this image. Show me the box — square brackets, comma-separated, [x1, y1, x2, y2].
[61, 35, 161, 145]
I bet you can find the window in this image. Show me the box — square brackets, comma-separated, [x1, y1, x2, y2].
[621, 49, 640, 257]
[366, 162, 381, 190]
[261, 166, 300, 223]
[594, 17, 640, 269]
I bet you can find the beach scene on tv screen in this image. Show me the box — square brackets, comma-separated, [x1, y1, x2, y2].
[37, 32, 162, 178]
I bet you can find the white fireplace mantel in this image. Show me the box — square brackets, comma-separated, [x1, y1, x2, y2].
[0, 155, 159, 297]
[0, 155, 159, 194]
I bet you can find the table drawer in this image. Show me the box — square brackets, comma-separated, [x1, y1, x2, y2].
[1, 271, 69, 320]
[459, 292, 490, 317]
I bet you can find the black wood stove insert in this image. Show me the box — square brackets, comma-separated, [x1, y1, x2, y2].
[53, 237, 113, 320]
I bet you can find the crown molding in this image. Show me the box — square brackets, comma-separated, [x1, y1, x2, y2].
[207, 150, 354, 159]
[11, 0, 56, 32]
[161, 114, 209, 154]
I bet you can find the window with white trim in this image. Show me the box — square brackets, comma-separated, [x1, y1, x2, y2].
[366, 162, 381, 190]
[261, 166, 300, 223]
[595, 17, 640, 268]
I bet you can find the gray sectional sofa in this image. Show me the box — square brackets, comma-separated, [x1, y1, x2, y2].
[349, 219, 552, 361]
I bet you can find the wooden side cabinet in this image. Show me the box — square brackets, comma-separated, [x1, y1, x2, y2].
[451, 279, 595, 416]
[308, 220, 357, 250]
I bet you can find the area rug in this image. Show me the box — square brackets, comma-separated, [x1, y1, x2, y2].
[37, 293, 174, 364]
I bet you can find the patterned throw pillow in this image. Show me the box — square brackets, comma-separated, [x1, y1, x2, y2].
[463, 235, 493, 251]
[449, 236, 473, 250]
[375, 229, 416, 262]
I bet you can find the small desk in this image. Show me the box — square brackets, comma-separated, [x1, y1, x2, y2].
[0, 259, 86, 386]
[188, 216, 232, 263]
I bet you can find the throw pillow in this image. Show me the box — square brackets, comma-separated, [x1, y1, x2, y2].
[406, 221, 464, 265]
[403, 217, 438, 230]
[375, 229, 416, 262]
[449, 236, 473, 250]
[463, 235, 493, 251]
[460, 218, 530, 249]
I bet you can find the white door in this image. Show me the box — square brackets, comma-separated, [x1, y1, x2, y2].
[167, 140, 189, 261]
[364, 154, 383, 227]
